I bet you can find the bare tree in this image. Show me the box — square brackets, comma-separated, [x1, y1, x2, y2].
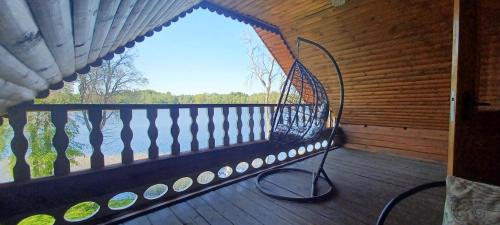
[243, 35, 285, 104]
[77, 50, 148, 131]
[243, 34, 285, 136]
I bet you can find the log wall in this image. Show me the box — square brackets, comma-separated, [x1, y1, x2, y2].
[212, 0, 454, 161]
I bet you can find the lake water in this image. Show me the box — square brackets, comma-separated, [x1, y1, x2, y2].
[0, 107, 273, 182]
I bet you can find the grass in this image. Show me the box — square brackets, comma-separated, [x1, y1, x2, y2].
[18, 214, 55, 225]
[63, 201, 100, 222]
[108, 198, 135, 209]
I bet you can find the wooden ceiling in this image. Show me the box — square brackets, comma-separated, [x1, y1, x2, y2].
[212, 0, 454, 131]
[0, 0, 454, 133]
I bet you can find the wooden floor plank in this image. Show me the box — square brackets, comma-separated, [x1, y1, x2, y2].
[227, 181, 315, 225]
[186, 196, 233, 225]
[122, 148, 446, 225]
[121, 215, 152, 225]
[215, 184, 297, 225]
[146, 207, 183, 225]
[237, 180, 340, 225]
[170, 201, 210, 225]
[199, 191, 263, 225]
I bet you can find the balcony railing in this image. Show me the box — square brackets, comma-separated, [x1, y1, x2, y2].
[0, 103, 331, 225]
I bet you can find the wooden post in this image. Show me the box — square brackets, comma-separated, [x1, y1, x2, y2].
[448, 0, 500, 185]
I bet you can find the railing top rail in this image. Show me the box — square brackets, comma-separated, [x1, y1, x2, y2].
[8, 103, 282, 111]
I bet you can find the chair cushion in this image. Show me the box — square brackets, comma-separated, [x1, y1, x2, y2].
[443, 176, 500, 225]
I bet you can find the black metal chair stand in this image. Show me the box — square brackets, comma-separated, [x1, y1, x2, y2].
[256, 37, 344, 202]
[376, 181, 446, 225]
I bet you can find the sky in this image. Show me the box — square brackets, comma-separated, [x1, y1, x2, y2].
[132, 9, 282, 95]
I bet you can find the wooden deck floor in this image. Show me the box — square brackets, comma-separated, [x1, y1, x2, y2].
[121, 148, 446, 225]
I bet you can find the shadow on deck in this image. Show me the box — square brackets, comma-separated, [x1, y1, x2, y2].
[121, 148, 446, 225]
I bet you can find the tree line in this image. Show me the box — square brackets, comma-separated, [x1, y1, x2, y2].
[35, 88, 281, 105]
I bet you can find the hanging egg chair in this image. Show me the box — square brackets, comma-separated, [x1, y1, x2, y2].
[256, 37, 344, 202]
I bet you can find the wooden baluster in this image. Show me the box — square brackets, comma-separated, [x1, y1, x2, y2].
[89, 109, 104, 169]
[190, 107, 199, 151]
[170, 108, 180, 155]
[207, 107, 215, 149]
[295, 106, 299, 126]
[260, 106, 266, 140]
[236, 107, 243, 144]
[147, 108, 159, 159]
[302, 105, 306, 126]
[277, 105, 282, 124]
[287, 105, 292, 125]
[9, 109, 30, 182]
[120, 109, 133, 164]
[51, 109, 70, 176]
[222, 107, 230, 146]
[249, 107, 254, 142]
[270, 106, 275, 139]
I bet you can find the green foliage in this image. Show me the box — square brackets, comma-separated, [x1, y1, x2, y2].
[34, 84, 79, 104]
[22, 112, 85, 178]
[113, 90, 281, 104]
[0, 119, 11, 158]
[0, 84, 85, 180]
[17, 214, 55, 225]
[63, 201, 100, 222]
[108, 198, 135, 209]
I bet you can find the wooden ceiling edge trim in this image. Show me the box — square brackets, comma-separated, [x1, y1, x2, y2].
[202, 1, 280, 34]
[253, 27, 296, 73]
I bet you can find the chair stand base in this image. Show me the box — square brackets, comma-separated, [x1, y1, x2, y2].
[256, 167, 334, 202]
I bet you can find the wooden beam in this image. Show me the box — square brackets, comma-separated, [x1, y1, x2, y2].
[448, 0, 477, 177]
[27, 0, 75, 77]
[0, 0, 62, 84]
[73, 0, 100, 70]
[448, 0, 500, 185]
[98, 0, 138, 58]
[87, 0, 121, 63]
[0, 45, 49, 91]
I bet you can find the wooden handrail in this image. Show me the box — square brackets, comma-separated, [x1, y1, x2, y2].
[7, 103, 278, 111]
